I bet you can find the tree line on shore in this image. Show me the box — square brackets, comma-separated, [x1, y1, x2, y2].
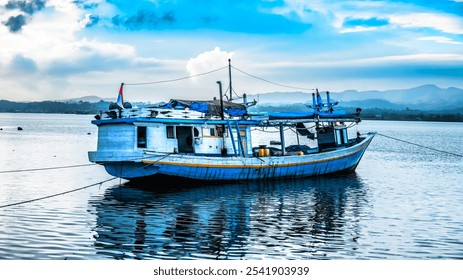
[1, 99, 462, 122]
[0, 99, 110, 114]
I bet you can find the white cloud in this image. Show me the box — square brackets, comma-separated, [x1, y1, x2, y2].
[0, 0, 144, 100]
[79, 13, 94, 28]
[254, 53, 463, 69]
[339, 26, 380, 33]
[418, 36, 463, 45]
[389, 13, 463, 34]
[186, 47, 235, 79]
[0, 1, 136, 66]
[278, 1, 463, 37]
[354, 53, 463, 64]
[1, 1, 82, 63]
[50, 38, 136, 63]
[273, 0, 329, 19]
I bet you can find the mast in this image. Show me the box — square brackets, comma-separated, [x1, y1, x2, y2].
[228, 59, 233, 101]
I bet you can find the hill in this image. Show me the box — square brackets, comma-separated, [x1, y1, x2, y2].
[0, 84, 462, 121]
[55, 95, 113, 103]
[246, 85, 463, 111]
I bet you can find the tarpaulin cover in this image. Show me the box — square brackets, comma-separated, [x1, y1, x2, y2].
[165, 99, 247, 117]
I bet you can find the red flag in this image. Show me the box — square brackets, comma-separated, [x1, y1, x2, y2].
[116, 83, 124, 109]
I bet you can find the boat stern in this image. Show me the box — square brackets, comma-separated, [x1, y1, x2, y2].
[88, 150, 160, 179]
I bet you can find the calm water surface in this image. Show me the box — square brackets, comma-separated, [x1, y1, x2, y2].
[0, 113, 462, 259]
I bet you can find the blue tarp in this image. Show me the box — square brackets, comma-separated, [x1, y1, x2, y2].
[189, 102, 209, 113]
[267, 112, 315, 119]
[225, 108, 247, 117]
[163, 99, 248, 117]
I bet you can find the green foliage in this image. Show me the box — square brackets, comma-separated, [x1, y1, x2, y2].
[0, 99, 461, 122]
[0, 100, 111, 114]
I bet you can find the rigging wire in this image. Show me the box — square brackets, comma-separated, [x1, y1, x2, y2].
[119, 62, 316, 96]
[376, 133, 463, 158]
[231, 65, 314, 92]
[123, 66, 228, 86]
[0, 177, 118, 209]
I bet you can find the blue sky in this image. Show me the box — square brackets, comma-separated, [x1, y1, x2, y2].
[1, 0, 462, 102]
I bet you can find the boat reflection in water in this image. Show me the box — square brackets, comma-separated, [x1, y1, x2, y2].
[89, 174, 368, 260]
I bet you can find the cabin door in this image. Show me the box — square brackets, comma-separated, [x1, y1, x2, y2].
[176, 126, 194, 153]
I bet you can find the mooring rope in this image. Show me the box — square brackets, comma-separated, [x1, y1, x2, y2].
[0, 152, 170, 174]
[0, 163, 98, 174]
[0, 177, 118, 209]
[0, 153, 169, 208]
[376, 132, 463, 158]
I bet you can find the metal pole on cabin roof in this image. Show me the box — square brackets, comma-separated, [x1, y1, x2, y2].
[217, 81, 225, 122]
[279, 123, 286, 155]
[228, 59, 233, 101]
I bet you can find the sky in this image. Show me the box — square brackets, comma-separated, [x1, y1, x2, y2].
[1, 0, 462, 102]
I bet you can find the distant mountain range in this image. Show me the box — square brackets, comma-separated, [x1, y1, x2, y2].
[246, 84, 463, 111]
[1, 85, 461, 116]
[56, 95, 113, 103]
[57, 84, 463, 111]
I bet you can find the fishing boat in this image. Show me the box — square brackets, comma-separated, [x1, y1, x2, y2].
[88, 62, 375, 182]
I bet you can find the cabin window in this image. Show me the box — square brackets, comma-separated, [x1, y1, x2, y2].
[202, 127, 215, 137]
[167, 126, 175, 138]
[194, 127, 200, 137]
[201, 127, 226, 138]
[137, 126, 147, 148]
